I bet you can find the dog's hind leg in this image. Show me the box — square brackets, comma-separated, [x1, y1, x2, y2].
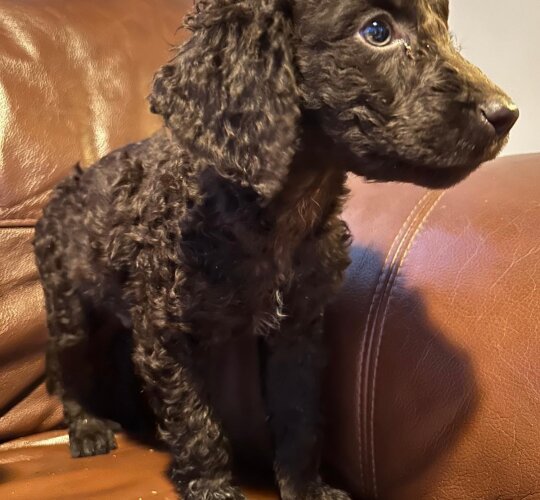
[43, 287, 118, 458]
[132, 323, 244, 500]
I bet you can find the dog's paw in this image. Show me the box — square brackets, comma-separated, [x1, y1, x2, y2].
[309, 484, 352, 500]
[281, 481, 351, 500]
[68, 416, 117, 458]
[181, 479, 246, 500]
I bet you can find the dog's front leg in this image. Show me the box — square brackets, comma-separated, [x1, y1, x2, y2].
[264, 314, 351, 500]
[132, 320, 244, 500]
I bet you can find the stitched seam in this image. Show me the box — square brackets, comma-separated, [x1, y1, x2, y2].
[355, 191, 433, 494]
[369, 190, 445, 498]
[365, 195, 436, 495]
[358, 192, 434, 494]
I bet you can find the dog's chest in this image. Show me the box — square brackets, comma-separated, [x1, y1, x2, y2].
[178, 204, 311, 340]
[178, 168, 343, 340]
[182, 228, 294, 339]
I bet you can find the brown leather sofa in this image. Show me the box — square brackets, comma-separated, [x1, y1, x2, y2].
[1, 1, 538, 499]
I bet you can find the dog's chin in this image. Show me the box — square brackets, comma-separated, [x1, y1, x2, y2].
[334, 120, 513, 188]
[355, 160, 479, 189]
[347, 139, 508, 189]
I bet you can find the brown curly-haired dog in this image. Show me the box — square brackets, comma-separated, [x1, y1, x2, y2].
[34, 0, 518, 498]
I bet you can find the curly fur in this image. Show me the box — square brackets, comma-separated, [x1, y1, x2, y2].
[34, 1, 516, 498]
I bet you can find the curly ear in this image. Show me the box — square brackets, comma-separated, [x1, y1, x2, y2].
[150, 0, 300, 200]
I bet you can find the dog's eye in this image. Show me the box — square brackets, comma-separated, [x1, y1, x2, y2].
[360, 19, 393, 47]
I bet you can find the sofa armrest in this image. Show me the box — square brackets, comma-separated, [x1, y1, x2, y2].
[323, 153, 540, 499]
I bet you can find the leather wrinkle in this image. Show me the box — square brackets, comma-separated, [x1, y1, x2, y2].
[0, 375, 47, 423]
[0, 221, 39, 229]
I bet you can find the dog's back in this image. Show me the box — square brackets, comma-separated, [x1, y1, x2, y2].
[33, 133, 169, 434]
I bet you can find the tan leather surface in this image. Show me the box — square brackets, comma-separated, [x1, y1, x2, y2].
[0, 430, 278, 499]
[0, 0, 539, 499]
[0, 0, 190, 223]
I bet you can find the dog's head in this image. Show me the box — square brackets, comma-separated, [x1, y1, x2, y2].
[150, 0, 518, 197]
[294, 0, 519, 187]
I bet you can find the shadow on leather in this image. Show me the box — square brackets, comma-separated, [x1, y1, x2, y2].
[323, 245, 479, 499]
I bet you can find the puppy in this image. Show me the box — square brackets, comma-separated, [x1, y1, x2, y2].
[34, 0, 518, 499]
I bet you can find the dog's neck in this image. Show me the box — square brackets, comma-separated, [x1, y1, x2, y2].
[188, 121, 348, 264]
[263, 123, 348, 254]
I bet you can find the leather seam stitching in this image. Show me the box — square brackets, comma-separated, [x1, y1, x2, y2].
[369, 190, 445, 498]
[355, 191, 433, 495]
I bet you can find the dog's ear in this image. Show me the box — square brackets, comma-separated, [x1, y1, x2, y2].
[150, 0, 300, 200]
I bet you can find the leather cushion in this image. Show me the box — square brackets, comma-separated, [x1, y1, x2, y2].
[0, 430, 278, 499]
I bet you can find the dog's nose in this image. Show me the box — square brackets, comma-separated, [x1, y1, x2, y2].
[480, 100, 519, 137]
